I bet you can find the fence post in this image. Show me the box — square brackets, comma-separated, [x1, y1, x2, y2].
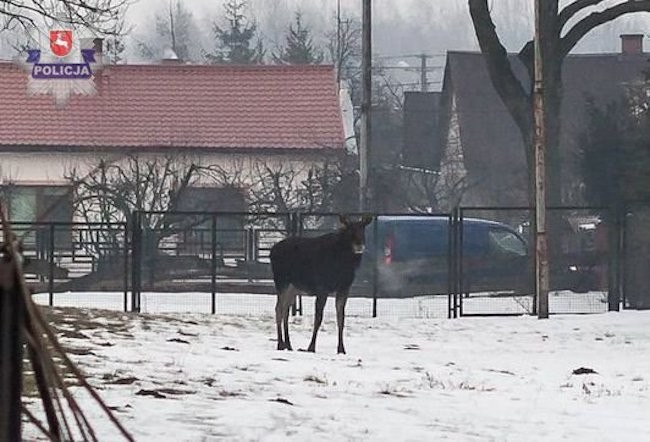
[290, 212, 302, 316]
[372, 214, 378, 318]
[458, 208, 466, 317]
[608, 205, 622, 311]
[289, 212, 295, 237]
[621, 205, 629, 308]
[447, 211, 455, 319]
[454, 208, 462, 318]
[245, 227, 255, 284]
[252, 227, 259, 262]
[211, 215, 217, 315]
[131, 211, 142, 313]
[245, 227, 254, 263]
[123, 223, 129, 313]
[48, 224, 55, 307]
[290, 213, 298, 317]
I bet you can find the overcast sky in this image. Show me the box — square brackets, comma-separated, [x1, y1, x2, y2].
[125, 0, 649, 56]
[1, 0, 648, 72]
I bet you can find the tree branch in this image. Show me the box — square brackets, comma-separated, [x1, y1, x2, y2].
[468, 0, 533, 144]
[561, 1, 650, 57]
[1, 0, 128, 35]
[558, 0, 606, 29]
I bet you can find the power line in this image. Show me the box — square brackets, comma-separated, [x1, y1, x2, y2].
[376, 53, 447, 59]
[375, 66, 442, 71]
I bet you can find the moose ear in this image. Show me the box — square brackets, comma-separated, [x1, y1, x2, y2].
[361, 215, 373, 226]
[339, 214, 350, 227]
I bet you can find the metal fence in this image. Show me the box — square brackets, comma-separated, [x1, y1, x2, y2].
[621, 203, 650, 309]
[1, 221, 130, 309]
[453, 206, 614, 316]
[15, 206, 643, 318]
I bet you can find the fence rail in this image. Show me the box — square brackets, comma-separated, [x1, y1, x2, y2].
[11, 206, 643, 318]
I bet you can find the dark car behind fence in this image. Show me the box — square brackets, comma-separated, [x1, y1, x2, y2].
[8, 205, 644, 318]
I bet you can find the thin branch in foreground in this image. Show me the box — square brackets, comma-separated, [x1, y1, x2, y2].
[0, 200, 135, 441]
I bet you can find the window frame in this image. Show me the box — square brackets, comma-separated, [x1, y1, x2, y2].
[1, 184, 73, 223]
[487, 226, 527, 257]
[1, 184, 73, 250]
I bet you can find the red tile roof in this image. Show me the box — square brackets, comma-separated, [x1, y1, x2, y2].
[0, 62, 346, 151]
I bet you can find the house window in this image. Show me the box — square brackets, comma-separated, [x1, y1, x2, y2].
[1, 185, 73, 248]
[2, 185, 72, 222]
[176, 186, 248, 252]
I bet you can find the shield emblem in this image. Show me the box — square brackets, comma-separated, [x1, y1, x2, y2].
[49, 30, 73, 57]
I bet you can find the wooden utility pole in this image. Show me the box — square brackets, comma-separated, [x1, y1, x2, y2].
[0, 204, 24, 441]
[336, 0, 341, 87]
[359, 0, 371, 211]
[534, 0, 549, 319]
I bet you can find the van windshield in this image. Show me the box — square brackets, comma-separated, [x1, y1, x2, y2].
[488, 228, 527, 256]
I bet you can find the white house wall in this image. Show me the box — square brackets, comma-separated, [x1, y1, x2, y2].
[0, 150, 335, 186]
[0, 149, 339, 223]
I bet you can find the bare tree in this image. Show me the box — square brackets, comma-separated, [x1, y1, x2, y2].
[208, 158, 340, 230]
[402, 170, 442, 213]
[248, 161, 301, 216]
[0, 0, 127, 35]
[65, 154, 206, 257]
[204, 157, 342, 216]
[326, 14, 361, 94]
[202, 157, 248, 191]
[136, 0, 200, 61]
[468, 0, 650, 205]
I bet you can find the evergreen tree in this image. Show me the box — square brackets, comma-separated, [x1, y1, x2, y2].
[580, 67, 650, 310]
[273, 11, 323, 65]
[104, 16, 128, 64]
[205, 0, 264, 64]
[578, 74, 650, 206]
[105, 37, 126, 64]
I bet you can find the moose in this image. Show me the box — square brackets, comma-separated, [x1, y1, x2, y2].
[270, 215, 373, 354]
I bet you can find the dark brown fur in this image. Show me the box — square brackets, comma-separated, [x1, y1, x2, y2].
[270, 215, 372, 354]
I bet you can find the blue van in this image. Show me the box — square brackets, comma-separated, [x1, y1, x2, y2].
[361, 216, 530, 297]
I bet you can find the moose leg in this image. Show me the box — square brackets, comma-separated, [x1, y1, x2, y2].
[275, 284, 295, 350]
[307, 294, 328, 352]
[275, 290, 286, 350]
[282, 285, 297, 351]
[335, 292, 348, 354]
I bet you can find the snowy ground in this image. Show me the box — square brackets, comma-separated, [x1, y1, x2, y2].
[23, 300, 650, 441]
[31, 290, 609, 318]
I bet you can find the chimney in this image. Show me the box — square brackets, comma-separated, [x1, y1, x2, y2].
[80, 37, 104, 63]
[93, 37, 105, 65]
[620, 34, 644, 56]
[161, 47, 183, 64]
[92, 38, 103, 57]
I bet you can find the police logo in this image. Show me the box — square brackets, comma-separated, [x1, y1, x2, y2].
[21, 29, 103, 107]
[49, 30, 73, 57]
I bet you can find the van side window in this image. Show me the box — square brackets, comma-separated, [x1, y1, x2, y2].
[394, 222, 447, 259]
[488, 228, 526, 256]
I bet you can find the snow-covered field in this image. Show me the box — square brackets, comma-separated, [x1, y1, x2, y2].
[31, 290, 609, 318]
[23, 300, 650, 441]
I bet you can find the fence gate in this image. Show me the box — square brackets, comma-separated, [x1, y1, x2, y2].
[455, 206, 615, 316]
